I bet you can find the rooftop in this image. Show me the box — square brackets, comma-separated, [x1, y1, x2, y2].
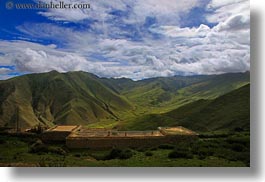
[67, 126, 197, 139]
[159, 127, 198, 135]
[47, 125, 80, 132]
[69, 130, 163, 138]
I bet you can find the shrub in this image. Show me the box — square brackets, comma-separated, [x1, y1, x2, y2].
[29, 140, 66, 155]
[49, 147, 67, 155]
[90, 153, 106, 161]
[158, 144, 175, 149]
[231, 143, 246, 152]
[227, 136, 249, 146]
[106, 148, 122, 160]
[119, 149, 134, 159]
[29, 140, 49, 153]
[168, 150, 193, 159]
[234, 152, 250, 166]
[198, 153, 206, 160]
[104, 148, 134, 160]
[234, 127, 244, 132]
[150, 147, 157, 151]
[0, 139, 6, 144]
[137, 148, 145, 152]
[145, 151, 153, 157]
[74, 153, 82, 158]
[197, 147, 214, 156]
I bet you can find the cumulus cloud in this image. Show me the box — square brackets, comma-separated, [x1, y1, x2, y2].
[0, 0, 250, 80]
[0, 68, 12, 75]
[215, 14, 250, 32]
[36, 0, 202, 25]
[206, 0, 249, 23]
[150, 24, 211, 38]
[127, 0, 201, 25]
[0, 41, 88, 73]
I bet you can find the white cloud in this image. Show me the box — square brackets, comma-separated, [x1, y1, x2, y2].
[127, 0, 201, 25]
[207, 0, 246, 9]
[0, 68, 12, 75]
[215, 14, 250, 32]
[150, 24, 210, 38]
[0, 41, 89, 73]
[206, 0, 249, 23]
[36, 0, 202, 25]
[0, 0, 250, 80]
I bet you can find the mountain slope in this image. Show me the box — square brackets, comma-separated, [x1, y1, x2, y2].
[118, 72, 249, 111]
[122, 84, 250, 132]
[0, 71, 250, 130]
[168, 83, 250, 131]
[0, 71, 132, 128]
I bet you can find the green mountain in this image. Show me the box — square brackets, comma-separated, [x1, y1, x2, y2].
[0, 71, 132, 128]
[121, 72, 249, 109]
[0, 71, 250, 130]
[122, 84, 250, 132]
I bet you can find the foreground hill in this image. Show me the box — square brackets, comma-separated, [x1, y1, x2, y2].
[0, 71, 249, 129]
[122, 84, 250, 132]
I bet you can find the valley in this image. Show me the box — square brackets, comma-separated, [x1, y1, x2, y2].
[0, 71, 250, 134]
[0, 71, 250, 167]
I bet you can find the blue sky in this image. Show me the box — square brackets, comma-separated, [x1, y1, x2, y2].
[0, 0, 250, 80]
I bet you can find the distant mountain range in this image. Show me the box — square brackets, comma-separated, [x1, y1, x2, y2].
[0, 71, 250, 132]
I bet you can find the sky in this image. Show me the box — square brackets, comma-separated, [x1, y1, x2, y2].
[0, 0, 250, 80]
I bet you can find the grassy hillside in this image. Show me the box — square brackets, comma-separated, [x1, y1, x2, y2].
[105, 72, 249, 119]
[122, 84, 250, 132]
[0, 71, 249, 130]
[176, 83, 250, 132]
[0, 71, 132, 128]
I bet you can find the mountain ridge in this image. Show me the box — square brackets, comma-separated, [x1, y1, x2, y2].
[0, 71, 250, 129]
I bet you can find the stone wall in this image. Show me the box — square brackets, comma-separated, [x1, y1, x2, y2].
[66, 135, 198, 149]
[41, 131, 72, 143]
[41, 125, 81, 143]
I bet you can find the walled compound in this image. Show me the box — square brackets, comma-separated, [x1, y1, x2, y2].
[41, 125, 198, 149]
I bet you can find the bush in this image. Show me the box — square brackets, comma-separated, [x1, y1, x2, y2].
[49, 147, 67, 155]
[196, 147, 214, 156]
[74, 153, 82, 158]
[168, 150, 193, 159]
[227, 136, 249, 146]
[234, 152, 250, 166]
[119, 149, 134, 159]
[158, 144, 175, 149]
[150, 147, 157, 151]
[29, 140, 66, 155]
[106, 148, 122, 160]
[198, 154, 206, 160]
[231, 143, 246, 152]
[0, 139, 6, 144]
[137, 148, 145, 152]
[104, 148, 134, 160]
[145, 151, 153, 157]
[234, 127, 244, 132]
[29, 140, 49, 153]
